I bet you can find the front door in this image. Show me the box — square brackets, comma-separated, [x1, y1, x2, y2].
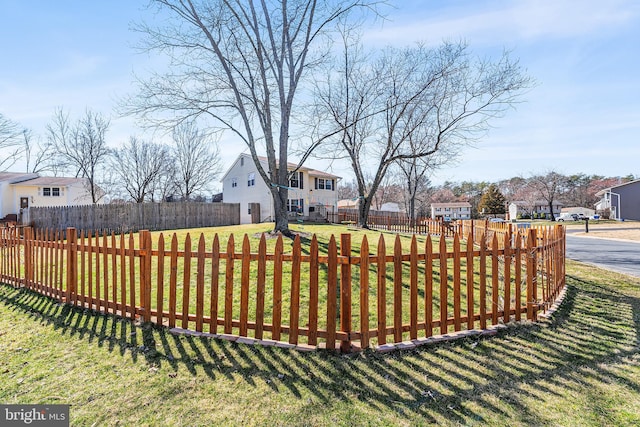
[20, 197, 29, 209]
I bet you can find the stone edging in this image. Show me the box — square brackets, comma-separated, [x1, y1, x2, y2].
[169, 284, 569, 354]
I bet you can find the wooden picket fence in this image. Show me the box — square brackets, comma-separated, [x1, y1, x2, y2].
[0, 222, 565, 351]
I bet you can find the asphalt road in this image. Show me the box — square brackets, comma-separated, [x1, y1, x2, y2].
[566, 234, 640, 278]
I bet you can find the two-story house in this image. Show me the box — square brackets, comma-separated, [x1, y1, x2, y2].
[595, 179, 640, 220]
[430, 202, 472, 220]
[508, 200, 563, 219]
[221, 154, 340, 224]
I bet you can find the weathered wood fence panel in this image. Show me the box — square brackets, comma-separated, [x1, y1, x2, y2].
[24, 202, 240, 233]
[0, 221, 565, 352]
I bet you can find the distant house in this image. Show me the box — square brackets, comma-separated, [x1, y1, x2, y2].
[379, 202, 403, 213]
[508, 200, 562, 218]
[0, 172, 100, 219]
[595, 179, 640, 220]
[430, 202, 472, 220]
[221, 153, 340, 224]
[337, 199, 359, 210]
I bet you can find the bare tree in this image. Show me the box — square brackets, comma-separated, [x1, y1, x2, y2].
[172, 121, 222, 201]
[337, 178, 359, 200]
[0, 113, 25, 171]
[316, 39, 531, 227]
[530, 171, 567, 221]
[110, 137, 172, 203]
[46, 108, 110, 203]
[151, 165, 177, 202]
[126, 0, 383, 235]
[23, 129, 57, 174]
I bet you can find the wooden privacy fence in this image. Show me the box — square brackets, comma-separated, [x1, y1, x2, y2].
[0, 222, 565, 352]
[24, 202, 240, 234]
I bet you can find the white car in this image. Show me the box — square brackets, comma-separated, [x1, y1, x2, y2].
[556, 213, 576, 222]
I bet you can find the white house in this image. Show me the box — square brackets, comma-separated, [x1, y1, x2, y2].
[508, 200, 563, 218]
[430, 202, 472, 220]
[221, 154, 340, 224]
[0, 172, 100, 219]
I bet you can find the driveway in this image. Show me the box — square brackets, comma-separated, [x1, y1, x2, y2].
[566, 233, 640, 278]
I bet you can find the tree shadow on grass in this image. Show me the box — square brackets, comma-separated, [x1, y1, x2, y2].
[1, 266, 640, 424]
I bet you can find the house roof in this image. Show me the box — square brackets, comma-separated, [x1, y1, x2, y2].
[595, 178, 640, 196]
[509, 200, 563, 206]
[431, 202, 472, 208]
[0, 172, 39, 184]
[221, 153, 341, 181]
[10, 176, 86, 186]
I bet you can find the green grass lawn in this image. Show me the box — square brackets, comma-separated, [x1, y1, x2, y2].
[1, 259, 639, 426]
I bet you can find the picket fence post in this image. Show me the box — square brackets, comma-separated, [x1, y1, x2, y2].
[65, 227, 77, 304]
[139, 230, 152, 322]
[340, 233, 352, 352]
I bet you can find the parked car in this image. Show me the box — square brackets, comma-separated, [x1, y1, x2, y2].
[489, 218, 506, 223]
[555, 213, 575, 222]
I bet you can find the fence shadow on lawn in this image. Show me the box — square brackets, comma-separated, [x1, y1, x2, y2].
[2, 262, 639, 424]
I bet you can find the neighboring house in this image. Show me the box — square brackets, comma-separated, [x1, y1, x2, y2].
[221, 154, 340, 224]
[430, 202, 472, 220]
[379, 202, 404, 213]
[508, 200, 563, 218]
[0, 172, 100, 219]
[337, 199, 359, 210]
[595, 179, 640, 220]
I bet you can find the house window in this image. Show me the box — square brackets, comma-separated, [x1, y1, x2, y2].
[318, 179, 325, 190]
[231, 177, 238, 188]
[241, 157, 244, 166]
[287, 198, 304, 213]
[325, 179, 332, 190]
[289, 171, 303, 189]
[247, 172, 255, 187]
[42, 187, 62, 197]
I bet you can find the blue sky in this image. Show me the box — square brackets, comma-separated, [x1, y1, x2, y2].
[1, 0, 639, 187]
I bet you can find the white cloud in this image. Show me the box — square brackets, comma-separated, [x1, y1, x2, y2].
[365, 0, 640, 47]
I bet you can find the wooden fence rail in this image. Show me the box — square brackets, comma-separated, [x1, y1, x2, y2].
[0, 222, 565, 352]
